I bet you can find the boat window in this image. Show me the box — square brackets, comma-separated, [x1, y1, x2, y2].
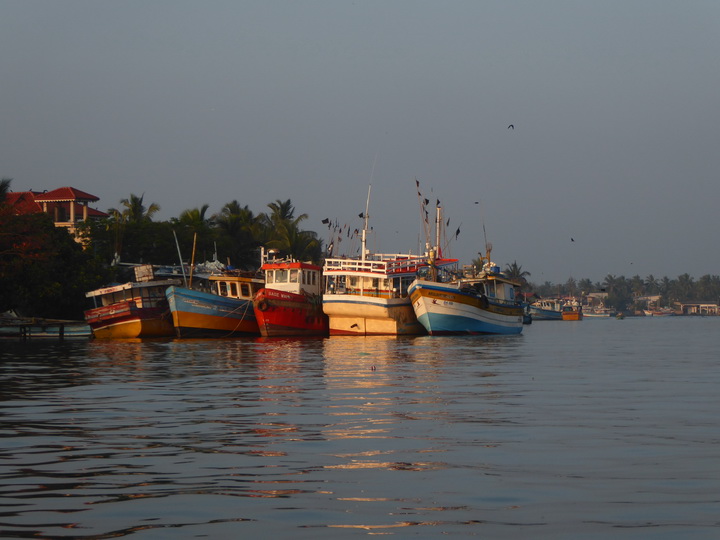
[230, 282, 238, 297]
[266, 271, 274, 284]
[290, 269, 298, 283]
[241, 284, 250, 297]
[349, 276, 358, 288]
[311, 271, 317, 286]
[219, 282, 228, 296]
[301, 271, 307, 284]
[276, 269, 288, 283]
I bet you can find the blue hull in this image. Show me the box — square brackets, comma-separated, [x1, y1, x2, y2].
[166, 286, 259, 338]
[416, 312, 523, 335]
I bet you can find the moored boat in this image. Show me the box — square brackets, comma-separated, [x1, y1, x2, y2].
[323, 252, 440, 335]
[321, 187, 455, 336]
[1, 311, 92, 339]
[583, 305, 616, 317]
[166, 270, 264, 338]
[253, 249, 328, 337]
[409, 255, 524, 335]
[84, 265, 180, 339]
[561, 301, 583, 321]
[527, 298, 563, 321]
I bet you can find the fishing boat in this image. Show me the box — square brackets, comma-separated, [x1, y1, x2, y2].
[165, 270, 264, 338]
[322, 187, 455, 336]
[323, 252, 442, 335]
[253, 248, 328, 337]
[409, 250, 524, 335]
[527, 298, 563, 321]
[84, 265, 180, 339]
[561, 301, 583, 321]
[583, 306, 616, 317]
[643, 307, 675, 317]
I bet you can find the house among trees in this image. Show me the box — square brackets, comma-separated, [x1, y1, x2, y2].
[5, 186, 108, 241]
[677, 301, 719, 316]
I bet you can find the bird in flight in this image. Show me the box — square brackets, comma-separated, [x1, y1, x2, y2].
[508, 124, 514, 129]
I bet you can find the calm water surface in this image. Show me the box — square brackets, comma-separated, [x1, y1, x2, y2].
[2, 317, 720, 539]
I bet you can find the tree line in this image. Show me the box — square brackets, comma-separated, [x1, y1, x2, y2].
[504, 261, 720, 312]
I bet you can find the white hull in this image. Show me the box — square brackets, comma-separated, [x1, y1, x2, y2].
[322, 294, 425, 335]
[410, 279, 523, 335]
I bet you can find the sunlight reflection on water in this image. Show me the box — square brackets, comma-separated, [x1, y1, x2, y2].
[2, 317, 720, 538]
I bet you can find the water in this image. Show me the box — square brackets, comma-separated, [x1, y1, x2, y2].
[2, 317, 720, 539]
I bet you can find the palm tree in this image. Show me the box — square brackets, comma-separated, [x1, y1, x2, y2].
[177, 204, 211, 229]
[644, 275, 660, 295]
[267, 222, 322, 262]
[505, 261, 531, 290]
[109, 193, 161, 223]
[260, 199, 319, 261]
[213, 201, 265, 268]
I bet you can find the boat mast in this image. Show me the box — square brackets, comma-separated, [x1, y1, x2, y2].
[361, 183, 371, 262]
[435, 203, 442, 258]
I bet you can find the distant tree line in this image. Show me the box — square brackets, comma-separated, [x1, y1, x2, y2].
[2, 179, 719, 318]
[503, 260, 720, 312]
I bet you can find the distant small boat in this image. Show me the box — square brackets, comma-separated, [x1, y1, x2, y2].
[84, 265, 180, 339]
[643, 308, 675, 317]
[583, 306, 616, 318]
[253, 249, 328, 337]
[561, 302, 583, 321]
[527, 299, 563, 321]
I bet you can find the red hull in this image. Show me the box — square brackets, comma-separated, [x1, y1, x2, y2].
[254, 288, 328, 337]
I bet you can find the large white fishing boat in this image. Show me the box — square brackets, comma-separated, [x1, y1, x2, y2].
[322, 186, 455, 335]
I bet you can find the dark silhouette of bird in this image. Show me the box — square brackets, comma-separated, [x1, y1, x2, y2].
[508, 124, 514, 129]
[571, 238, 575, 242]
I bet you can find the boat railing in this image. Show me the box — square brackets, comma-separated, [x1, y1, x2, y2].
[323, 254, 427, 275]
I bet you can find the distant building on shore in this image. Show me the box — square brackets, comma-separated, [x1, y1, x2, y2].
[5, 186, 108, 242]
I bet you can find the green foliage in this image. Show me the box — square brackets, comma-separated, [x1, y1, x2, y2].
[0, 208, 110, 318]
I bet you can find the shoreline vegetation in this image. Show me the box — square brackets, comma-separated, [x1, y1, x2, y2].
[2, 182, 719, 320]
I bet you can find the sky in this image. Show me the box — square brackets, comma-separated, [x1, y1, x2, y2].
[2, 1, 720, 284]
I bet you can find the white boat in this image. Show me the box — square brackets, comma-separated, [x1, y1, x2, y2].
[322, 187, 455, 335]
[409, 261, 524, 335]
[409, 234, 524, 336]
[323, 252, 439, 335]
[583, 306, 616, 318]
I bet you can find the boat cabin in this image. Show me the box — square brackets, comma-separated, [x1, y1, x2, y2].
[86, 279, 179, 308]
[209, 273, 264, 300]
[263, 261, 322, 296]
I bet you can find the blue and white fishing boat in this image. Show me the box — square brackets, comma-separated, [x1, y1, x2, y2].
[409, 247, 524, 335]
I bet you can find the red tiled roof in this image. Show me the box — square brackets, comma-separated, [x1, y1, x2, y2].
[5, 191, 43, 214]
[5, 190, 108, 218]
[34, 186, 99, 202]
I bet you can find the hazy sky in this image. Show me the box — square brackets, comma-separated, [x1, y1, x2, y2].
[3, 1, 720, 283]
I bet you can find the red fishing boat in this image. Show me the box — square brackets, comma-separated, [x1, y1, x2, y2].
[253, 249, 328, 337]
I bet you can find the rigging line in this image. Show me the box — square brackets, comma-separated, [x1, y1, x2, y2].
[221, 299, 254, 338]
